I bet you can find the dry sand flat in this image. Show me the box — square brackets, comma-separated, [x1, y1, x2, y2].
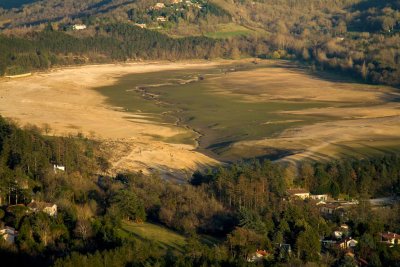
[219, 65, 400, 162]
[1, 60, 400, 174]
[211, 66, 398, 103]
[0, 62, 219, 176]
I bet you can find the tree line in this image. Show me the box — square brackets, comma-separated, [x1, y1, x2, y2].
[0, 115, 399, 266]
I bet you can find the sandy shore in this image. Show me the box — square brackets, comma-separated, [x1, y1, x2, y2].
[0, 61, 219, 177]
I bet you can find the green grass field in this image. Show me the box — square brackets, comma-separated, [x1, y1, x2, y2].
[205, 23, 254, 38]
[119, 221, 187, 252]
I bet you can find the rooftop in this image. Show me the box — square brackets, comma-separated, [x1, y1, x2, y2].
[287, 188, 309, 195]
[380, 232, 400, 239]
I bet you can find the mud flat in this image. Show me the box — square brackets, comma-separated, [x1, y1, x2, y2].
[1, 59, 400, 176]
[0, 61, 220, 177]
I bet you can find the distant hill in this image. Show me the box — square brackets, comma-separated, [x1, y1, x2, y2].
[0, 0, 399, 87]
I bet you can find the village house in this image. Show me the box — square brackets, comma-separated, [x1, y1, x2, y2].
[72, 24, 87, 30]
[286, 188, 310, 199]
[27, 200, 57, 217]
[318, 202, 346, 216]
[0, 226, 18, 244]
[334, 230, 344, 239]
[53, 164, 65, 173]
[380, 232, 400, 246]
[153, 3, 166, 10]
[156, 16, 167, 22]
[134, 23, 147, 29]
[338, 238, 358, 250]
[309, 194, 328, 201]
[247, 249, 270, 263]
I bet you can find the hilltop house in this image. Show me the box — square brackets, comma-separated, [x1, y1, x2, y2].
[72, 24, 87, 30]
[0, 226, 18, 244]
[380, 232, 400, 245]
[286, 188, 310, 199]
[27, 200, 57, 217]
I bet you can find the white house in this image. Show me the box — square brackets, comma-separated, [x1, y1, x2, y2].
[286, 188, 310, 200]
[27, 200, 58, 217]
[310, 194, 328, 201]
[0, 226, 18, 244]
[134, 23, 147, 29]
[339, 238, 358, 250]
[153, 3, 165, 9]
[156, 16, 167, 22]
[73, 24, 87, 30]
[334, 230, 343, 239]
[54, 164, 65, 173]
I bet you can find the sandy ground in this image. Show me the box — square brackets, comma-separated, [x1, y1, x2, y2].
[221, 66, 400, 162]
[1, 60, 400, 175]
[0, 62, 219, 177]
[211, 67, 398, 103]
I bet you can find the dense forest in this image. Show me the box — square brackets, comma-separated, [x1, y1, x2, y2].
[0, 24, 226, 75]
[0, 116, 399, 266]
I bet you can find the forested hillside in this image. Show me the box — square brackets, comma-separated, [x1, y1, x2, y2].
[0, 115, 399, 266]
[0, 0, 399, 86]
[0, 24, 225, 75]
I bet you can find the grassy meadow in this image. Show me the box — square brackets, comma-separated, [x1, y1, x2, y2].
[119, 221, 187, 252]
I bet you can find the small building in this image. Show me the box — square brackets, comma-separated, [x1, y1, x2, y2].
[310, 194, 328, 201]
[247, 249, 270, 262]
[134, 23, 147, 29]
[153, 3, 165, 10]
[334, 230, 343, 240]
[380, 232, 400, 245]
[340, 224, 349, 231]
[319, 203, 343, 215]
[72, 24, 87, 30]
[27, 200, 57, 217]
[339, 238, 358, 250]
[0, 226, 18, 244]
[156, 16, 167, 22]
[54, 164, 65, 173]
[286, 188, 310, 200]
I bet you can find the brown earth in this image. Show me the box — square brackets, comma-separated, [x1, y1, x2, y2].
[0, 62, 219, 178]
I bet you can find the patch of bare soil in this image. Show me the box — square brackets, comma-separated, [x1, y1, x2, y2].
[0, 62, 219, 177]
